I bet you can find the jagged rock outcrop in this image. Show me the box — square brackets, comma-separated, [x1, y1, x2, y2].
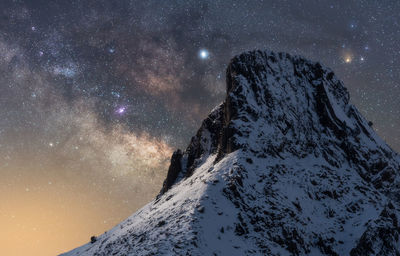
[61, 50, 400, 256]
[159, 102, 225, 196]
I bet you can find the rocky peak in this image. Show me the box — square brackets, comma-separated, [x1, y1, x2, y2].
[62, 50, 400, 256]
[162, 50, 400, 199]
[221, 50, 351, 154]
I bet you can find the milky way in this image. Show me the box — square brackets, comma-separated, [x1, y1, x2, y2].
[0, 1, 399, 255]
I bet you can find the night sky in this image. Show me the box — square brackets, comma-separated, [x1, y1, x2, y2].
[1, 1, 399, 255]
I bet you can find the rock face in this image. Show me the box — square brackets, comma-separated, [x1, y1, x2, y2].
[61, 50, 400, 256]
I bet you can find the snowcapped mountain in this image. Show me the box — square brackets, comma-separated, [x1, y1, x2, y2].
[61, 50, 400, 256]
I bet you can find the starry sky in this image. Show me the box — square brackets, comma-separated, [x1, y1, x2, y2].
[1, 1, 399, 255]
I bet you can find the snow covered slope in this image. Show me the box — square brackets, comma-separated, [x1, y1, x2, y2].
[61, 50, 400, 256]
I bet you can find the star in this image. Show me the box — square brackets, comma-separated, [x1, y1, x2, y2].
[199, 49, 209, 59]
[116, 107, 126, 114]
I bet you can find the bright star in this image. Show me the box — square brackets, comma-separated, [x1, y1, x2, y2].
[116, 107, 126, 114]
[199, 49, 209, 59]
[344, 54, 353, 63]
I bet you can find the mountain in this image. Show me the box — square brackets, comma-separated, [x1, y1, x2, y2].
[61, 50, 400, 256]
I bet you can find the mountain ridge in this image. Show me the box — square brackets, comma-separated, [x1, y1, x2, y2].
[61, 50, 400, 256]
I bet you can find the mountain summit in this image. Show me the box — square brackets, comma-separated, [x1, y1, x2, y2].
[61, 50, 400, 256]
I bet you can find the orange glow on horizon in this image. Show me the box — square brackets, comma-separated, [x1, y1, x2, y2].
[0, 112, 173, 255]
[0, 179, 135, 256]
[0, 159, 166, 256]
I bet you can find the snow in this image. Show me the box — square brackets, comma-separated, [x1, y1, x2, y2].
[61, 50, 400, 256]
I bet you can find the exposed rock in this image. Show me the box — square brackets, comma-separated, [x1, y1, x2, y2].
[159, 103, 225, 196]
[350, 203, 400, 256]
[159, 149, 183, 195]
